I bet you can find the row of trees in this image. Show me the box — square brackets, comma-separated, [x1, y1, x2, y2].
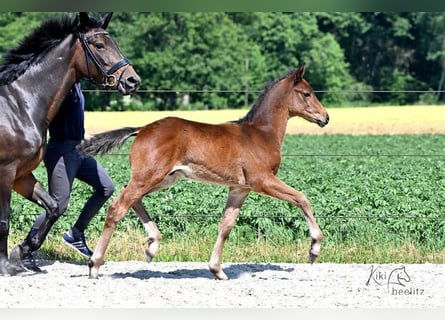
[1, 12, 445, 110]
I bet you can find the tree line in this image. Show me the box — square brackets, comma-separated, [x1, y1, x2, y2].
[1, 12, 444, 111]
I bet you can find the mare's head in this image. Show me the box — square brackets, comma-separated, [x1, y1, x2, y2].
[74, 12, 140, 94]
[286, 64, 329, 127]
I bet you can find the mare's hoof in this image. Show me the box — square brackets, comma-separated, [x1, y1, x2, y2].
[0, 258, 26, 276]
[9, 245, 24, 264]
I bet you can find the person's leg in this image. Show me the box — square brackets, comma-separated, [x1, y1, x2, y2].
[73, 156, 115, 233]
[62, 155, 114, 257]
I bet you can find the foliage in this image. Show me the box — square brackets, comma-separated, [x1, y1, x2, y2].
[127, 12, 266, 110]
[1, 12, 445, 109]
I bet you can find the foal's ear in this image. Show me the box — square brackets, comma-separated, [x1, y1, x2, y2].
[101, 12, 113, 30]
[294, 63, 306, 83]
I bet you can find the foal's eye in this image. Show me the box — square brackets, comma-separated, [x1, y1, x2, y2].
[303, 92, 311, 98]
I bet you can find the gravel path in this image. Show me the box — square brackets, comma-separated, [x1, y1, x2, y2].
[1, 260, 443, 308]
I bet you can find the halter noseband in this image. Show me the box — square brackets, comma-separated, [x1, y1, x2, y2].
[78, 31, 130, 87]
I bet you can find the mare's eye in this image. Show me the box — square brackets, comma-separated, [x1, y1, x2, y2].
[95, 42, 105, 49]
[303, 92, 311, 97]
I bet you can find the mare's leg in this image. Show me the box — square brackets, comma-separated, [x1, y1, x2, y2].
[0, 168, 24, 275]
[209, 187, 249, 280]
[9, 174, 58, 262]
[253, 175, 323, 262]
[132, 199, 162, 263]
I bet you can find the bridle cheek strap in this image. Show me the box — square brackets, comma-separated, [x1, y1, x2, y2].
[78, 32, 131, 87]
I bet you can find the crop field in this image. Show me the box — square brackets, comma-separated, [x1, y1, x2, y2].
[84, 105, 445, 135]
[8, 106, 445, 264]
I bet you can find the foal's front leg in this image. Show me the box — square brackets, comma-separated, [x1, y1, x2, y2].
[209, 187, 249, 280]
[132, 199, 162, 263]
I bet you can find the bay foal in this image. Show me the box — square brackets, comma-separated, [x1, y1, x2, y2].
[80, 64, 329, 280]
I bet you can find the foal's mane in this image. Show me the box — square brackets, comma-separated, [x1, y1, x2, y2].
[0, 13, 103, 86]
[235, 69, 294, 124]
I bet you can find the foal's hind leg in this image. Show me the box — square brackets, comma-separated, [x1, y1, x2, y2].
[209, 187, 249, 280]
[88, 183, 143, 279]
[253, 175, 323, 262]
[132, 199, 162, 263]
[89, 166, 182, 279]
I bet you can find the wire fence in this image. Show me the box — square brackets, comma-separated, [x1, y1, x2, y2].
[83, 89, 445, 94]
[101, 153, 445, 157]
[13, 89, 445, 222]
[17, 211, 445, 221]
[30, 212, 445, 221]
[118, 213, 445, 220]
[16, 149, 445, 222]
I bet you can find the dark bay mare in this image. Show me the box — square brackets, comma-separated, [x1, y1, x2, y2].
[80, 64, 329, 280]
[0, 12, 140, 275]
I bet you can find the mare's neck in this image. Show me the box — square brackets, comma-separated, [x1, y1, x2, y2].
[13, 35, 79, 132]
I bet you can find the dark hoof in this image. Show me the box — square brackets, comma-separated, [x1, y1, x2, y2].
[9, 245, 46, 274]
[9, 244, 24, 264]
[0, 258, 26, 276]
[309, 252, 318, 264]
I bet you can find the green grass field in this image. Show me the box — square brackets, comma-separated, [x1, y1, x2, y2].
[8, 106, 445, 265]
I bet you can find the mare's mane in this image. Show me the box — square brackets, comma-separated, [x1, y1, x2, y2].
[234, 69, 294, 124]
[0, 13, 103, 86]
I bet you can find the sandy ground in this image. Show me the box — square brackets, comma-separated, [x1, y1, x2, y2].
[1, 260, 443, 308]
[3, 106, 444, 311]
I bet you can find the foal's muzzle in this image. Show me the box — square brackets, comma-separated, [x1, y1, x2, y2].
[316, 114, 330, 127]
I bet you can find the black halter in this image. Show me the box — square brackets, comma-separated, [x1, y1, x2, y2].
[78, 31, 130, 87]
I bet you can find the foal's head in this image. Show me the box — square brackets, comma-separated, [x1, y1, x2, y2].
[75, 12, 140, 94]
[286, 64, 329, 127]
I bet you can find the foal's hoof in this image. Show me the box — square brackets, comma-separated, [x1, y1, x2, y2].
[309, 251, 318, 264]
[144, 249, 152, 263]
[145, 248, 158, 264]
[213, 271, 229, 281]
[88, 259, 100, 279]
[209, 267, 229, 280]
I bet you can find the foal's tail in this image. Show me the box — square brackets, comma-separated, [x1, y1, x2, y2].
[78, 127, 141, 156]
